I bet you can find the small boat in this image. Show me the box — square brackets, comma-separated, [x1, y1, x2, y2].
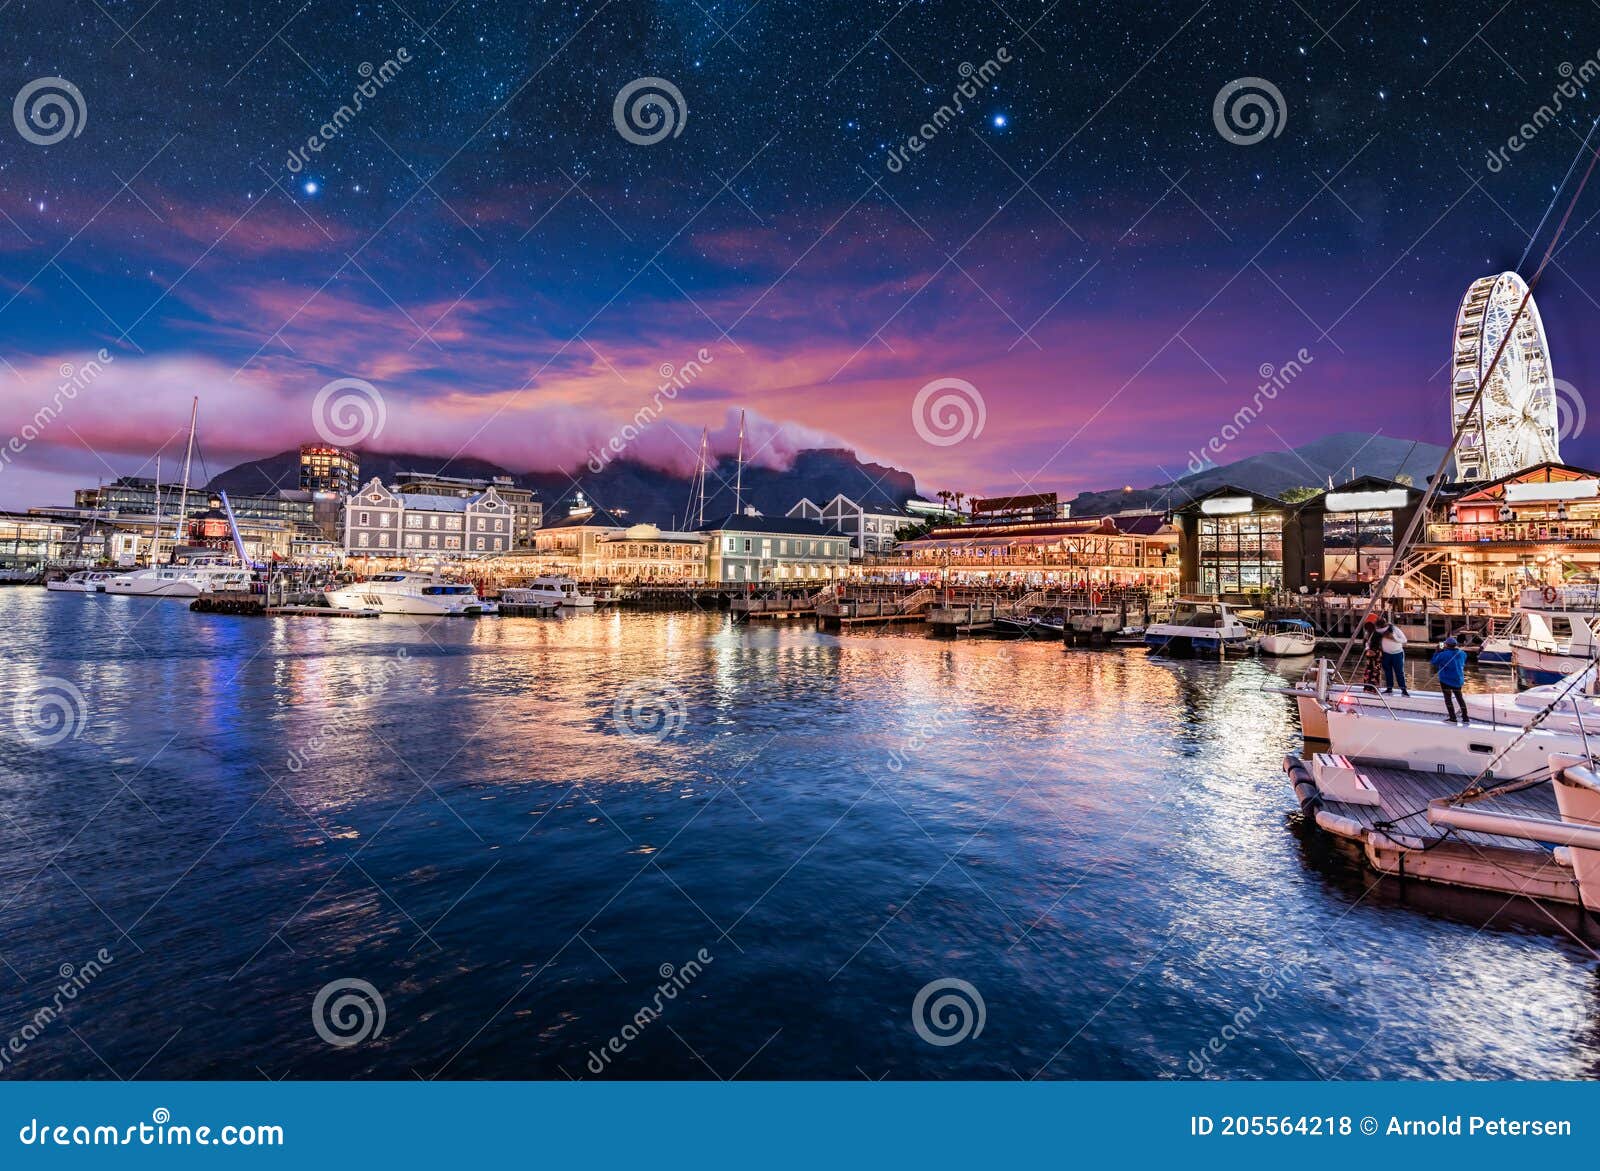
[500, 575, 595, 608]
[325, 572, 495, 616]
[45, 570, 115, 593]
[1144, 599, 1255, 657]
[1258, 618, 1316, 656]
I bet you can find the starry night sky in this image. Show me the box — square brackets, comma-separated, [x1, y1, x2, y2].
[4, 0, 1600, 507]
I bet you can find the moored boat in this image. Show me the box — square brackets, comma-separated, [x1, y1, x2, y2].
[45, 570, 115, 593]
[326, 572, 495, 616]
[1258, 618, 1316, 656]
[501, 575, 595, 608]
[1144, 599, 1254, 657]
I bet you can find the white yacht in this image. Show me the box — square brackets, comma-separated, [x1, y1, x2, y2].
[1473, 586, 1600, 681]
[326, 572, 496, 617]
[1144, 599, 1254, 656]
[45, 570, 116, 593]
[104, 560, 253, 598]
[500, 575, 595, 608]
[1258, 618, 1316, 656]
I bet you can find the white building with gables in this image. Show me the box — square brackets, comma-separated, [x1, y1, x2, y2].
[343, 477, 515, 558]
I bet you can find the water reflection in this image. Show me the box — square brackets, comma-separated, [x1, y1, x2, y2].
[0, 590, 1594, 1080]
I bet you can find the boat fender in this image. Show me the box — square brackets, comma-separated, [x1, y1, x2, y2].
[1283, 757, 1321, 813]
[1555, 846, 1574, 868]
[1314, 809, 1364, 840]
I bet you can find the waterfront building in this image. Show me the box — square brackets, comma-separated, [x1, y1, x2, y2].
[697, 513, 852, 582]
[531, 506, 629, 576]
[596, 524, 710, 581]
[343, 477, 515, 557]
[298, 444, 360, 494]
[1173, 487, 1294, 595]
[894, 511, 1177, 586]
[395, 470, 543, 547]
[1286, 477, 1423, 593]
[0, 512, 82, 575]
[786, 494, 913, 558]
[1411, 461, 1600, 604]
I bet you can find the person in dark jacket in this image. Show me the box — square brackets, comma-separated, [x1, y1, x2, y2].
[1431, 636, 1468, 724]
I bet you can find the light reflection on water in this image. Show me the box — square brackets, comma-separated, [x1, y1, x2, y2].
[0, 590, 1596, 1080]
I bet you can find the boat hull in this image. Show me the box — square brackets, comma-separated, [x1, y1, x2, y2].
[1259, 634, 1315, 656]
[1144, 631, 1252, 657]
[104, 579, 201, 598]
[325, 588, 484, 616]
[1513, 647, 1592, 688]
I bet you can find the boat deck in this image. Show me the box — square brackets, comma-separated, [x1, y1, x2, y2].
[1318, 762, 1558, 851]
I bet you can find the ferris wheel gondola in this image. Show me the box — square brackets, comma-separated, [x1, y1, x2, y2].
[1449, 271, 1559, 481]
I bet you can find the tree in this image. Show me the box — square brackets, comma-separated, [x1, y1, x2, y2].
[1280, 486, 1323, 504]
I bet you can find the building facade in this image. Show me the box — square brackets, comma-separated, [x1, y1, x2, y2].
[0, 512, 82, 574]
[698, 514, 852, 582]
[1174, 487, 1296, 596]
[299, 445, 360, 494]
[394, 471, 542, 547]
[343, 478, 515, 557]
[531, 510, 629, 575]
[787, 494, 912, 558]
[596, 524, 710, 581]
[895, 512, 1177, 586]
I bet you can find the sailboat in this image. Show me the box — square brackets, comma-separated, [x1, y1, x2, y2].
[103, 399, 253, 598]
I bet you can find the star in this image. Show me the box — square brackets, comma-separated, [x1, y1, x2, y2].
[992, 113, 1007, 129]
[303, 180, 319, 196]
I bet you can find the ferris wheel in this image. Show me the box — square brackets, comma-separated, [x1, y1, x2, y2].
[1449, 271, 1559, 481]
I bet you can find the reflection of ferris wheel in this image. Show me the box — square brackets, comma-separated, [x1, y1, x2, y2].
[1449, 271, 1559, 481]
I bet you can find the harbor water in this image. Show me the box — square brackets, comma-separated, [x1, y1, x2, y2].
[1, 590, 1597, 1079]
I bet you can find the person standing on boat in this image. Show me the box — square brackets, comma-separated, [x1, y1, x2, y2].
[1360, 614, 1382, 693]
[1430, 636, 1468, 724]
[1377, 616, 1409, 696]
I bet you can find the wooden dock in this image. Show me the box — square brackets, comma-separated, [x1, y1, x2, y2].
[1285, 755, 1584, 907]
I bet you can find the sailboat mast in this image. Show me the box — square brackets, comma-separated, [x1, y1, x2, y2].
[173, 396, 198, 543]
[152, 455, 163, 565]
[733, 410, 745, 516]
[695, 428, 709, 527]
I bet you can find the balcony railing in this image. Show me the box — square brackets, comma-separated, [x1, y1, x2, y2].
[1425, 521, 1600, 544]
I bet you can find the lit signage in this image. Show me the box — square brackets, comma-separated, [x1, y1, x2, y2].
[1200, 496, 1253, 516]
[1325, 489, 1410, 513]
[1503, 479, 1599, 503]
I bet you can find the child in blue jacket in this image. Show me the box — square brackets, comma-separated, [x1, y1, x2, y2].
[1431, 637, 1468, 724]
